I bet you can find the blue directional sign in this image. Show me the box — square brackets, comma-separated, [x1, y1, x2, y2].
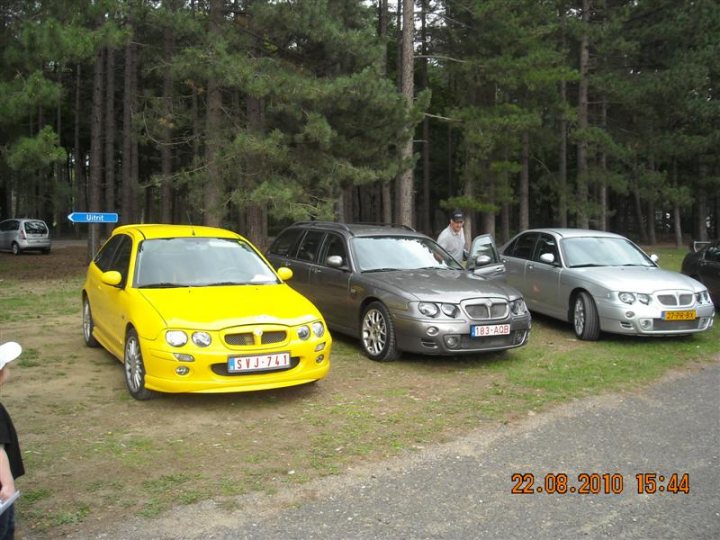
[68, 212, 119, 224]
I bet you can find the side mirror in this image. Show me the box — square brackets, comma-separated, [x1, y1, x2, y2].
[101, 270, 122, 287]
[539, 253, 555, 264]
[326, 255, 344, 268]
[474, 254, 492, 267]
[650, 254, 659, 263]
[276, 267, 293, 281]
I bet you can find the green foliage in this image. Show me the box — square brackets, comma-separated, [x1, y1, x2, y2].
[5, 126, 66, 171]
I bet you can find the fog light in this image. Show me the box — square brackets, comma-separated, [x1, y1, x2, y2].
[625, 311, 635, 319]
[444, 335, 460, 349]
[640, 319, 652, 329]
[315, 354, 325, 364]
[426, 326, 439, 336]
[173, 353, 195, 362]
[513, 330, 528, 345]
[175, 366, 189, 375]
[315, 342, 326, 352]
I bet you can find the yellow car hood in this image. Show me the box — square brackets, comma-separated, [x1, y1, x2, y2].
[138, 284, 321, 330]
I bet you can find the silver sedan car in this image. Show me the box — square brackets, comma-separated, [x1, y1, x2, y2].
[501, 228, 715, 340]
[267, 222, 531, 361]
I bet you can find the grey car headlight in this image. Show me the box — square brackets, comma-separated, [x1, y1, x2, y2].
[696, 290, 711, 304]
[419, 302, 440, 317]
[510, 298, 527, 315]
[440, 303, 460, 317]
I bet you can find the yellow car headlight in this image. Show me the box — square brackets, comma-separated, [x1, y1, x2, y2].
[166, 330, 188, 347]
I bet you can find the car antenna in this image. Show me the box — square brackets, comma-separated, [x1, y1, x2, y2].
[186, 211, 196, 236]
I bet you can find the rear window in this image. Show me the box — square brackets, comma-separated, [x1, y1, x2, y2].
[24, 220, 48, 234]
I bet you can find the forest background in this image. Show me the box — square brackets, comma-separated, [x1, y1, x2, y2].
[1, 0, 718, 253]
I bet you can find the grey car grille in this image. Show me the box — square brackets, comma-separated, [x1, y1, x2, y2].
[463, 299, 508, 320]
[656, 292, 694, 307]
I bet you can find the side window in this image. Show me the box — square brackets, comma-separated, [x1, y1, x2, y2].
[320, 234, 348, 267]
[508, 233, 537, 260]
[269, 228, 303, 257]
[108, 236, 132, 285]
[94, 235, 125, 272]
[534, 234, 559, 264]
[296, 231, 325, 263]
[705, 243, 720, 263]
[0, 221, 12, 232]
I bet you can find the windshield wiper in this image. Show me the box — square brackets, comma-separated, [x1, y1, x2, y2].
[363, 267, 400, 273]
[139, 282, 186, 288]
[568, 263, 605, 268]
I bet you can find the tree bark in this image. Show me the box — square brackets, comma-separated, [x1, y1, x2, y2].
[121, 38, 137, 224]
[204, 0, 225, 227]
[519, 132, 530, 231]
[160, 11, 175, 224]
[104, 46, 116, 237]
[88, 47, 105, 258]
[396, 0, 415, 228]
[576, 0, 591, 229]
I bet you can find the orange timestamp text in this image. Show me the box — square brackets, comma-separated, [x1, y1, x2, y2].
[511, 472, 689, 495]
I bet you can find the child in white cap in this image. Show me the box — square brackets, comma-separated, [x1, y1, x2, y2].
[0, 342, 24, 540]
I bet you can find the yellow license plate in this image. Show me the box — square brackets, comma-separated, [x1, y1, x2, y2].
[662, 310, 696, 321]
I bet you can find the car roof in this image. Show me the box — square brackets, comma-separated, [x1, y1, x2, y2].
[111, 223, 241, 240]
[288, 221, 423, 238]
[520, 228, 625, 240]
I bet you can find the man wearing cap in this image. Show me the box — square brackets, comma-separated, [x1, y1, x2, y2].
[437, 209, 468, 262]
[0, 342, 24, 540]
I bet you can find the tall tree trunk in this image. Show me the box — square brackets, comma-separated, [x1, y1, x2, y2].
[397, 0, 415, 228]
[519, 132, 530, 231]
[419, 0, 430, 234]
[576, 0, 591, 229]
[104, 46, 116, 237]
[88, 47, 105, 258]
[121, 38, 137, 224]
[672, 161, 683, 247]
[160, 10, 175, 224]
[204, 0, 225, 227]
[558, 78, 568, 228]
[599, 95, 608, 231]
[73, 64, 86, 222]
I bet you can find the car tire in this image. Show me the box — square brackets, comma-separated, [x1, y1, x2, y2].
[573, 291, 600, 341]
[11, 242, 20, 255]
[124, 328, 156, 400]
[360, 301, 400, 362]
[82, 297, 100, 348]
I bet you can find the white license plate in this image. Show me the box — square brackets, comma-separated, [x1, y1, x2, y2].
[228, 352, 291, 373]
[471, 324, 511, 337]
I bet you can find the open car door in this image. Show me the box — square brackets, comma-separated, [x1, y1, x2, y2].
[468, 233, 506, 280]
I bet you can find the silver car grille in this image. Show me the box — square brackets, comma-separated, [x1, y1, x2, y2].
[656, 291, 694, 307]
[462, 298, 509, 320]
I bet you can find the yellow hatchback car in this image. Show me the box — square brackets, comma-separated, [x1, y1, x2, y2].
[82, 224, 331, 400]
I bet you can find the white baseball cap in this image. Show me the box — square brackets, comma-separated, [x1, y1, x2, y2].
[0, 342, 22, 370]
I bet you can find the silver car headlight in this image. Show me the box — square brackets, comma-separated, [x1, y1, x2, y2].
[312, 321, 325, 337]
[619, 292, 651, 305]
[166, 330, 188, 347]
[419, 302, 440, 317]
[696, 290, 711, 304]
[510, 298, 527, 315]
[191, 331, 212, 347]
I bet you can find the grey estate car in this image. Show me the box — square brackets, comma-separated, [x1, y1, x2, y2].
[501, 228, 715, 340]
[0, 218, 51, 254]
[266, 222, 531, 361]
